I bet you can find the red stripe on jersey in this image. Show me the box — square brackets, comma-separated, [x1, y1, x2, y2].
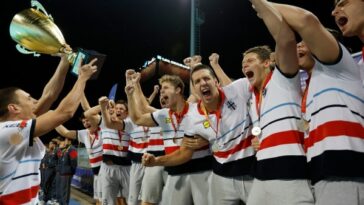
[165, 146, 179, 154]
[260, 130, 304, 150]
[90, 155, 103, 164]
[103, 144, 128, 152]
[304, 121, 364, 152]
[0, 184, 39, 205]
[148, 139, 164, 146]
[214, 135, 254, 158]
[129, 140, 149, 149]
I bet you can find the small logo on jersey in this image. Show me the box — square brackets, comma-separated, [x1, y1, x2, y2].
[203, 121, 210, 128]
[226, 100, 237, 110]
[165, 118, 171, 124]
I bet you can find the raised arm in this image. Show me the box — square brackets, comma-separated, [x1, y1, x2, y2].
[55, 125, 77, 140]
[34, 54, 70, 116]
[147, 85, 159, 105]
[251, 0, 298, 75]
[209, 53, 233, 86]
[33, 58, 97, 138]
[125, 72, 157, 127]
[98, 96, 125, 130]
[272, 2, 339, 63]
[81, 93, 91, 111]
[83, 104, 102, 128]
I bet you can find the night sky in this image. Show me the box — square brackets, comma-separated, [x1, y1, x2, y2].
[1, 0, 361, 141]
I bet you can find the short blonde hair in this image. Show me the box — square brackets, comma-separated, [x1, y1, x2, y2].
[158, 75, 185, 94]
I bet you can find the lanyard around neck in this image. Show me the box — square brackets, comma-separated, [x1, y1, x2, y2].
[199, 88, 225, 137]
[253, 71, 272, 120]
[168, 101, 189, 134]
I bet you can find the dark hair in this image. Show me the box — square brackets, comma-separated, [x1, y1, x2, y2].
[0, 87, 20, 118]
[115, 99, 128, 112]
[78, 113, 86, 122]
[190, 64, 218, 84]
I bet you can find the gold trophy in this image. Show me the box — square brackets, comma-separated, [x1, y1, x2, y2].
[9, 0, 74, 60]
[9, 0, 106, 79]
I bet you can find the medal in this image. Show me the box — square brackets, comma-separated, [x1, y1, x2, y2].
[211, 142, 220, 152]
[117, 145, 123, 151]
[298, 117, 309, 132]
[142, 126, 149, 141]
[252, 126, 261, 137]
[9, 132, 23, 145]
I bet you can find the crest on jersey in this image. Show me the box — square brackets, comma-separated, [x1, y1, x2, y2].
[165, 118, 171, 124]
[226, 100, 237, 111]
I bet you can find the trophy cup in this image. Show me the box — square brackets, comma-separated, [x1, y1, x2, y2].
[9, 0, 106, 79]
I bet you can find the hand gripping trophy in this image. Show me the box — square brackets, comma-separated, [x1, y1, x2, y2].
[9, 0, 106, 78]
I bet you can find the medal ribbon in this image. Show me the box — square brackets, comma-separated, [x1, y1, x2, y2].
[90, 127, 100, 149]
[142, 126, 149, 137]
[301, 73, 312, 113]
[168, 101, 189, 137]
[253, 72, 272, 120]
[199, 88, 225, 138]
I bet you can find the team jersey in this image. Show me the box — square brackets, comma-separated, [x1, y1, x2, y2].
[184, 78, 255, 177]
[151, 103, 212, 175]
[0, 119, 44, 205]
[358, 49, 364, 86]
[126, 121, 149, 162]
[78, 128, 103, 174]
[303, 44, 364, 184]
[248, 68, 308, 180]
[146, 127, 165, 157]
[100, 118, 131, 166]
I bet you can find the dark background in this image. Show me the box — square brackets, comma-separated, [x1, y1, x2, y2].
[1, 0, 361, 142]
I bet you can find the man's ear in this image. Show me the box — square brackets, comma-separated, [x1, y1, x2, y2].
[7, 104, 20, 114]
[176, 87, 182, 95]
[263, 59, 271, 69]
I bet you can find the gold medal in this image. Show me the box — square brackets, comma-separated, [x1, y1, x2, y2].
[117, 145, 123, 151]
[9, 132, 23, 145]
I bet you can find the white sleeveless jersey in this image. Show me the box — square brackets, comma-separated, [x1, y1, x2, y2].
[100, 118, 130, 158]
[77, 129, 103, 169]
[304, 44, 364, 183]
[248, 68, 308, 179]
[185, 78, 255, 177]
[0, 119, 45, 204]
[146, 126, 165, 156]
[126, 121, 149, 162]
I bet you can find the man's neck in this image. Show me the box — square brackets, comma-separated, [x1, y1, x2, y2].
[171, 96, 186, 113]
[204, 93, 221, 113]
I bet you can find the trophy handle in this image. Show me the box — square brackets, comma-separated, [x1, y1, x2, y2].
[16, 44, 41, 57]
[31, 0, 53, 21]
